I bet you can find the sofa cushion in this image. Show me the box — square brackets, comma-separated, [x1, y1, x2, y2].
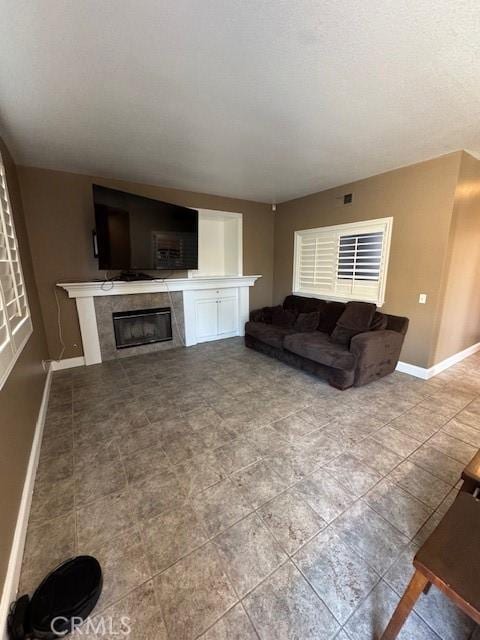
[250, 306, 277, 323]
[284, 332, 356, 370]
[294, 311, 320, 332]
[245, 321, 295, 350]
[272, 306, 297, 327]
[330, 301, 376, 346]
[261, 306, 276, 324]
[317, 301, 346, 334]
[370, 311, 388, 331]
[283, 295, 326, 314]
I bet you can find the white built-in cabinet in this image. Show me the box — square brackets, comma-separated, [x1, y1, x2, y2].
[185, 209, 244, 344]
[193, 289, 239, 342]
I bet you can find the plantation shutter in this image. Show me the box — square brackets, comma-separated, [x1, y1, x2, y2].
[295, 227, 338, 295]
[0, 154, 32, 389]
[293, 218, 392, 305]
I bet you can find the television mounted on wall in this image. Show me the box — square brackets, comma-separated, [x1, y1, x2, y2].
[93, 184, 198, 272]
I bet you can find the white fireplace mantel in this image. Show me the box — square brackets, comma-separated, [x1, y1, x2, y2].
[58, 275, 260, 298]
[58, 275, 261, 365]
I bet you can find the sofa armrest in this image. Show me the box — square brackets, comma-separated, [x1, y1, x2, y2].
[349, 330, 405, 386]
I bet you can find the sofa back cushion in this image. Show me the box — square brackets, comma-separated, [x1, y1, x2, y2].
[317, 301, 346, 334]
[283, 295, 326, 314]
[272, 306, 297, 327]
[330, 301, 376, 346]
[258, 306, 275, 324]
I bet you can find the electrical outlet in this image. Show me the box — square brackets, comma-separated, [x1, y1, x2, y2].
[418, 293, 427, 304]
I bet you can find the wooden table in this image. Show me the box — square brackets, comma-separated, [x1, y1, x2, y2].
[380, 491, 480, 639]
[461, 449, 480, 494]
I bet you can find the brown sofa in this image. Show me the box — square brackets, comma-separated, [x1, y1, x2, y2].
[245, 295, 408, 389]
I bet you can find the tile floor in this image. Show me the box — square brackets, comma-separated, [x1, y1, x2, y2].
[19, 337, 480, 639]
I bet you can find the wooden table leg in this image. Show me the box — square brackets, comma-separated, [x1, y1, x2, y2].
[380, 570, 430, 640]
[460, 477, 478, 494]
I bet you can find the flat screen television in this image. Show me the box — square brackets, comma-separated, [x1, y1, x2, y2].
[93, 185, 198, 271]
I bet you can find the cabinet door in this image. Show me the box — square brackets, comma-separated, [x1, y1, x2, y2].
[218, 296, 238, 335]
[195, 299, 218, 339]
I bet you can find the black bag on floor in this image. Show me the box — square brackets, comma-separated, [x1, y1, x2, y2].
[8, 556, 102, 639]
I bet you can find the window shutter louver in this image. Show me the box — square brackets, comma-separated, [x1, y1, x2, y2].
[296, 229, 338, 296]
[293, 218, 392, 305]
[0, 154, 32, 389]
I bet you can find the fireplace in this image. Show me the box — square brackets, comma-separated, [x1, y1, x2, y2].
[112, 307, 172, 349]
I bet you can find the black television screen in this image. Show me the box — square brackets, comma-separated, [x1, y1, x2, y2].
[93, 185, 198, 271]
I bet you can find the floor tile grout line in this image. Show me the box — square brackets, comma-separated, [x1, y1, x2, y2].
[237, 600, 262, 640]
[429, 418, 480, 451]
[290, 541, 382, 630]
[196, 538, 264, 640]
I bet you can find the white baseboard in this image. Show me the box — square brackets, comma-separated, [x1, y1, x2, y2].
[0, 366, 52, 640]
[396, 341, 480, 380]
[50, 356, 85, 371]
[395, 361, 430, 379]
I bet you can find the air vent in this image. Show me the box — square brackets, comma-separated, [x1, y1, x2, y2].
[335, 192, 353, 207]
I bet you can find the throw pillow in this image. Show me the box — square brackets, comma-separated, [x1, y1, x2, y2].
[330, 301, 376, 346]
[294, 311, 320, 332]
[272, 306, 296, 328]
[317, 301, 346, 334]
[260, 306, 276, 324]
[283, 295, 303, 313]
[370, 311, 388, 331]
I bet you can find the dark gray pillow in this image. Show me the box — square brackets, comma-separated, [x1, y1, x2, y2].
[272, 306, 296, 328]
[317, 302, 346, 334]
[330, 301, 376, 346]
[294, 311, 320, 332]
[260, 306, 280, 324]
[370, 311, 388, 331]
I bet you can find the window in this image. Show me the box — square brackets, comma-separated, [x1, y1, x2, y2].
[293, 217, 393, 306]
[0, 153, 32, 389]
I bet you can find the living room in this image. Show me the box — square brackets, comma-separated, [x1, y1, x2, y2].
[1, 2, 480, 639]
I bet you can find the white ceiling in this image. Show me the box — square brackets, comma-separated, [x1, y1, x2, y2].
[1, 0, 480, 203]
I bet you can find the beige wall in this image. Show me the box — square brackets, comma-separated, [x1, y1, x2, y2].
[0, 140, 49, 596]
[434, 152, 480, 363]
[18, 167, 274, 360]
[274, 153, 462, 368]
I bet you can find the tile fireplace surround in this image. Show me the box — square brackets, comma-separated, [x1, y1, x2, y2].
[58, 276, 260, 365]
[95, 292, 184, 361]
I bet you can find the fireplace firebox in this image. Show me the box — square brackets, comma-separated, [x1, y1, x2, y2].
[112, 307, 172, 349]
